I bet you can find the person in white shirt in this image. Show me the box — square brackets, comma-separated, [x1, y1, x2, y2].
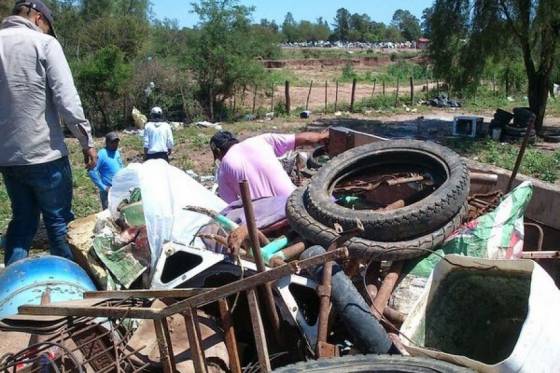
[143, 106, 174, 162]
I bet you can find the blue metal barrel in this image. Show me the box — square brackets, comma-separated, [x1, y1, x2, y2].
[0, 256, 96, 319]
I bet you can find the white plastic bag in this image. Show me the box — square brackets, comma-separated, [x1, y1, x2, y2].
[109, 160, 227, 274]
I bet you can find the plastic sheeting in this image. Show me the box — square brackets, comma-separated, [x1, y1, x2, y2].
[109, 160, 227, 275]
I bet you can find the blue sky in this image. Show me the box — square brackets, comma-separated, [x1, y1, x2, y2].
[151, 0, 434, 28]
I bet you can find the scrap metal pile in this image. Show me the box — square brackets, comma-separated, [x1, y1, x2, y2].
[1, 129, 559, 372]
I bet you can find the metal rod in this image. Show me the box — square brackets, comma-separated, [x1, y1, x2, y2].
[184, 308, 207, 373]
[524, 222, 544, 251]
[84, 289, 210, 299]
[161, 317, 177, 371]
[372, 261, 403, 319]
[522, 251, 559, 259]
[247, 289, 272, 373]
[507, 115, 535, 192]
[316, 225, 363, 356]
[153, 319, 175, 373]
[239, 180, 281, 334]
[470, 172, 498, 184]
[218, 299, 242, 373]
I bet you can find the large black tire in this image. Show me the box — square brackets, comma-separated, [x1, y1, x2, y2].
[273, 355, 474, 373]
[512, 107, 533, 128]
[305, 140, 469, 242]
[503, 124, 536, 137]
[493, 108, 513, 124]
[286, 187, 467, 261]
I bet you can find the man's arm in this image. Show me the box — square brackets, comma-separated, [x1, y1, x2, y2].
[87, 157, 108, 191]
[167, 125, 174, 155]
[143, 126, 150, 157]
[295, 131, 329, 148]
[44, 39, 97, 169]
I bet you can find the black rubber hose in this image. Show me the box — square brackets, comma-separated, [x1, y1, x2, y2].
[300, 245, 393, 354]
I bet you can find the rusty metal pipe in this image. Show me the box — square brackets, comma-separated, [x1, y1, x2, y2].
[372, 261, 403, 319]
[386, 175, 424, 186]
[383, 306, 406, 325]
[239, 180, 281, 334]
[316, 224, 364, 357]
[507, 115, 535, 192]
[271, 241, 306, 261]
[470, 172, 498, 184]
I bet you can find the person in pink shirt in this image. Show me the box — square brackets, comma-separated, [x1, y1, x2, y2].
[210, 131, 329, 203]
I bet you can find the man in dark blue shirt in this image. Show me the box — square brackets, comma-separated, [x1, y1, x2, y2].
[88, 132, 124, 210]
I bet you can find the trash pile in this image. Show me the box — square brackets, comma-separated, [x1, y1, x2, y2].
[1, 137, 559, 372]
[489, 107, 537, 144]
[424, 93, 462, 108]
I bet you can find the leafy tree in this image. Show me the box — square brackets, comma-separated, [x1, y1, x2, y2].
[421, 6, 434, 37]
[187, 0, 271, 120]
[0, 1, 11, 19]
[282, 12, 298, 42]
[391, 9, 421, 41]
[428, 0, 560, 132]
[333, 7, 351, 41]
[74, 45, 132, 130]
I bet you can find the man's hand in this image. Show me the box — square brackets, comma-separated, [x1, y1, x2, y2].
[318, 129, 330, 145]
[83, 147, 97, 170]
[295, 130, 330, 148]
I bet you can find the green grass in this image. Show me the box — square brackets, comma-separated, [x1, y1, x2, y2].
[443, 138, 560, 183]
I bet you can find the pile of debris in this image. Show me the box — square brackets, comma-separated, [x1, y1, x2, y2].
[1, 134, 559, 372]
[424, 93, 461, 108]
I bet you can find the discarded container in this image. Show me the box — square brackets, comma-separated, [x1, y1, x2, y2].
[401, 255, 560, 372]
[0, 256, 96, 318]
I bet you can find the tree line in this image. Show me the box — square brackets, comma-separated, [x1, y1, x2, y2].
[0, 1, 425, 131]
[425, 0, 560, 132]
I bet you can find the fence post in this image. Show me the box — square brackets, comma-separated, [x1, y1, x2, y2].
[371, 79, 376, 97]
[270, 83, 274, 112]
[285, 80, 291, 115]
[306, 80, 313, 110]
[324, 80, 328, 113]
[382, 80, 386, 96]
[252, 85, 257, 114]
[395, 78, 400, 107]
[335, 80, 339, 111]
[350, 78, 357, 112]
[410, 77, 414, 105]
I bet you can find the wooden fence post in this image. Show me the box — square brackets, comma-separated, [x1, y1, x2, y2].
[371, 79, 376, 97]
[306, 80, 313, 110]
[324, 80, 328, 113]
[270, 83, 275, 112]
[382, 80, 386, 96]
[395, 78, 400, 107]
[285, 80, 290, 115]
[410, 77, 414, 105]
[335, 80, 339, 111]
[350, 78, 357, 112]
[252, 85, 257, 114]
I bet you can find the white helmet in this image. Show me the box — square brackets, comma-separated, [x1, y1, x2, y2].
[150, 106, 163, 116]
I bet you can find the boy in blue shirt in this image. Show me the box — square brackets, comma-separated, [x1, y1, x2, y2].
[88, 132, 124, 209]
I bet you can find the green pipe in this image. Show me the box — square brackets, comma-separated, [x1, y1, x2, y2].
[261, 236, 289, 264]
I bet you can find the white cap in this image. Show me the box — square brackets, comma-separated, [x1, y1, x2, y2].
[150, 106, 163, 116]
